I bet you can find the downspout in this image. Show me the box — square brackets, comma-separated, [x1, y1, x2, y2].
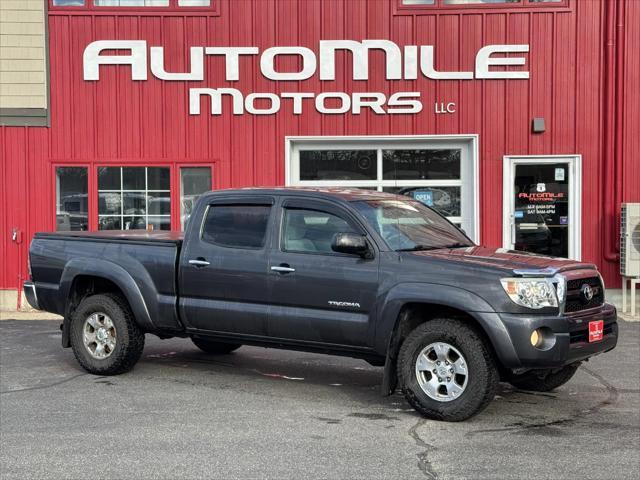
[602, 0, 624, 263]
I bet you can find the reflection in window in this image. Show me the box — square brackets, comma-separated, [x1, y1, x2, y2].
[384, 186, 461, 218]
[181, 167, 212, 229]
[202, 205, 271, 248]
[383, 150, 461, 181]
[56, 167, 88, 231]
[98, 166, 171, 231]
[52, 0, 85, 5]
[402, 0, 435, 4]
[300, 150, 377, 181]
[293, 146, 466, 229]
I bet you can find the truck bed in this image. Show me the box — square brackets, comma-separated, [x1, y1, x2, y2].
[30, 230, 183, 333]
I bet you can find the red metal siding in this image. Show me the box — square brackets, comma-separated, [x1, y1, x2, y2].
[1, 0, 639, 295]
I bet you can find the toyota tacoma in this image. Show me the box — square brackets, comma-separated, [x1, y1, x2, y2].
[24, 188, 618, 421]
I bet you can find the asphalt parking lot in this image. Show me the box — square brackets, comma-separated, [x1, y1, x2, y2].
[1, 319, 638, 480]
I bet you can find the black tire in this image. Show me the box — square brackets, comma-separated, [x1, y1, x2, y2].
[507, 365, 578, 392]
[397, 318, 499, 422]
[191, 337, 241, 355]
[70, 293, 145, 375]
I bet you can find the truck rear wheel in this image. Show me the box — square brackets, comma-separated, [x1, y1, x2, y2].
[397, 318, 498, 422]
[191, 337, 241, 355]
[507, 365, 578, 392]
[70, 293, 145, 375]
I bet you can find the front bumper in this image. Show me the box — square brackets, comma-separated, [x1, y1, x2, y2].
[482, 302, 618, 369]
[23, 281, 40, 310]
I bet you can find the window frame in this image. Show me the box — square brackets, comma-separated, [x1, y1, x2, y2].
[97, 166, 172, 232]
[200, 203, 274, 251]
[50, 160, 215, 232]
[55, 166, 90, 232]
[395, 0, 571, 15]
[49, 0, 219, 16]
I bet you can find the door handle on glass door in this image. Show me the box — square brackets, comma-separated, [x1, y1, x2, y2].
[189, 259, 210, 267]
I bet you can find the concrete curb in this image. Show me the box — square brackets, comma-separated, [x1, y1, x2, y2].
[0, 311, 63, 321]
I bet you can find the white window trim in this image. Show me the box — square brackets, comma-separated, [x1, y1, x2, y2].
[285, 135, 480, 243]
[502, 154, 582, 261]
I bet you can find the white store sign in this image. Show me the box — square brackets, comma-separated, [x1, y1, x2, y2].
[83, 40, 530, 116]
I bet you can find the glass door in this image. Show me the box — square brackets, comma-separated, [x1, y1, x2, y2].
[503, 156, 581, 260]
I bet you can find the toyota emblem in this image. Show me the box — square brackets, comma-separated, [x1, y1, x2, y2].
[581, 284, 594, 302]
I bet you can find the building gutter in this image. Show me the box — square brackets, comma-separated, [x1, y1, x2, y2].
[602, 0, 625, 263]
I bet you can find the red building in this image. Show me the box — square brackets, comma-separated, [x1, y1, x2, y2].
[1, 0, 638, 309]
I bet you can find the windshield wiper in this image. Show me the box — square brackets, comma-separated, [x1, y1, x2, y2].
[395, 245, 439, 252]
[396, 243, 471, 252]
[441, 243, 472, 249]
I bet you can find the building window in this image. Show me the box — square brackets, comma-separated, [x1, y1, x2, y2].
[94, 0, 169, 6]
[180, 167, 212, 230]
[442, 0, 520, 4]
[300, 151, 377, 181]
[202, 205, 271, 249]
[178, 0, 210, 5]
[56, 167, 88, 231]
[97, 166, 171, 231]
[400, 0, 565, 7]
[288, 137, 478, 241]
[296, 148, 462, 223]
[51, 0, 213, 8]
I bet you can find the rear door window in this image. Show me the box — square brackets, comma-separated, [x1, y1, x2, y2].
[202, 204, 271, 249]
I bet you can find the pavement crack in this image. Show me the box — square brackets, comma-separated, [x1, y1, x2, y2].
[466, 366, 621, 438]
[0, 373, 88, 394]
[408, 418, 438, 479]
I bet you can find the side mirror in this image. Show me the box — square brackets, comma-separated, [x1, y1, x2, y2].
[331, 233, 371, 258]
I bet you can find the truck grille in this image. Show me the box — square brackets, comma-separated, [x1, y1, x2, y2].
[564, 276, 604, 313]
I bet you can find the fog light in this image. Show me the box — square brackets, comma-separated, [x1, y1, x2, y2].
[530, 329, 542, 348]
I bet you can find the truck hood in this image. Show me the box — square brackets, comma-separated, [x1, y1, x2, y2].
[406, 246, 596, 275]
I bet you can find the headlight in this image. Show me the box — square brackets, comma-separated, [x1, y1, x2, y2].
[500, 277, 559, 309]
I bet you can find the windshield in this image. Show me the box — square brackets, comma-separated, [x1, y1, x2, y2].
[352, 199, 474, 251]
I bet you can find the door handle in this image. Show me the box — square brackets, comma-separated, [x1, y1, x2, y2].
[189, 259, 210, 267]
[271, 265, 295, 273]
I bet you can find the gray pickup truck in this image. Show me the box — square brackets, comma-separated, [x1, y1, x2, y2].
[25, 188, 618, 421]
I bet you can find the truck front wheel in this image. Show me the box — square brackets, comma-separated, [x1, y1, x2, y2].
[191, 338, 241, 355]
[70, 293, 145, 375]
[397, 318, 499, 422]
[507, 365, 578, 392]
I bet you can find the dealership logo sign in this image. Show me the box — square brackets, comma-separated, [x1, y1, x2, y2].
[83, 40, 530, 116]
